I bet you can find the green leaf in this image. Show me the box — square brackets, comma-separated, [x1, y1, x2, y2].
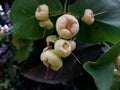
[68, 0, 120, 27]
[77, 20, 120, 43]
[68, 0, 120, 43]
[111, 80, 120, 90]
[11, 17, 54, 40]
[83, 41, 120, 90]
[12, 36, 33, 63]
[11, 0, 62, 24]
[21, 39, 102, 84]
[10, 0, 62, 40]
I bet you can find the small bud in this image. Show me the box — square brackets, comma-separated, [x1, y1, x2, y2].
[68, 40, 76, 51]
[39, 19, 53, 29]
[54, 39, 72, 58]
[115, 55, 120, 71]
[46, 35, 58, 46]
[82, 9, 94, 25]
[35, 4, 49, 21]
[56, 14, 79, 39]
[40, 49, 63, 71]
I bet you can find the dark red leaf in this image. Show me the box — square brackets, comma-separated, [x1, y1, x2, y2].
[21, 39, 102, 84]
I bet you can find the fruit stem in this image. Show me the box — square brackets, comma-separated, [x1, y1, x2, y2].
[94, 11, 106, 16]
[102, 42, 111, 49]
[71, 52, 81, 64]
[45, 64, 50, 79]
[34, 0, 39, 6]
[50, 11, 63, 17]
[63, 0, 68, 13]
[42, 29, 46, 38]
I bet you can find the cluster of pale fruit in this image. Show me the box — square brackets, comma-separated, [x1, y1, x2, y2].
[35, 4, 94, 71]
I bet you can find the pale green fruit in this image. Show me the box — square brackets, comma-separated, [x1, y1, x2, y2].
[46, 35, 58, 46]
[35, 4, 49, 21]
[82, 9, 94, 25]
[39, 19, 53, 29]
[115, 55, 120, 71]
[56, 14, 79, 39]
[40, 49, 63, 71]
[68, 40, 76, 51]
[54, 39, 72, 58]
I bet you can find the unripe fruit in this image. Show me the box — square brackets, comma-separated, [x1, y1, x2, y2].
[68, 40, 76, 51]
[35, 4, 49, 21]
[39, 19, 53, 29]
[115, 55, 120, 71]
[46, 35, 58, 46]
[54, 39, 72, 58]
[82, 9, 94, 25]
[56, 14, 79, 39]
[40, 49, 63, 71]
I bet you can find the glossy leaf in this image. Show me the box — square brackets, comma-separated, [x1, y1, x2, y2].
[77, 20, 120, 43]
[68, 0, 120, 43]
[10, 0, 62, 40]
[11, 17, 54, 40]
[110, 80, 120, 90]
[83, 41, 120, 90]
[21, 39, 102, 84]
[68, 0, 120, 26]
